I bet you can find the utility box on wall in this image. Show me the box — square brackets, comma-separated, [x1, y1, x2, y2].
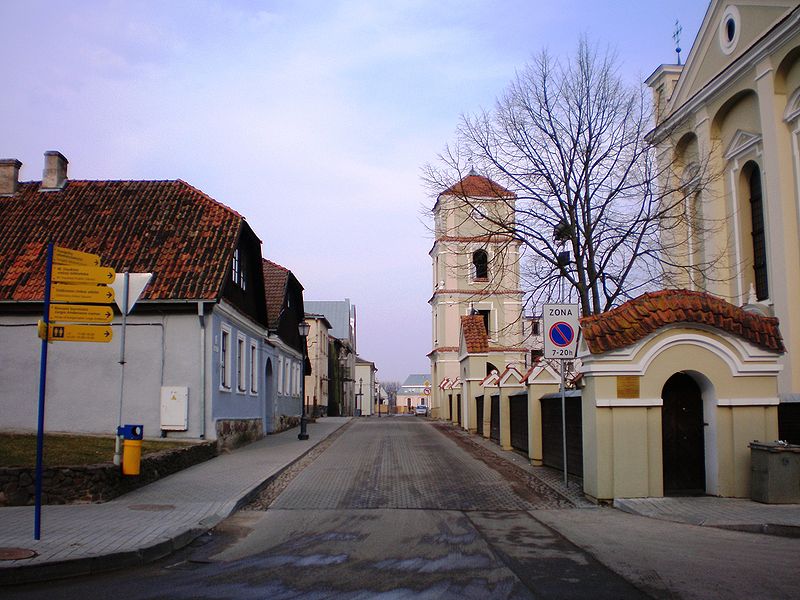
[160, 386, 189, 431]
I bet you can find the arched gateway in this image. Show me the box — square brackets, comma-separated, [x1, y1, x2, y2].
[578, 290, 784, 502]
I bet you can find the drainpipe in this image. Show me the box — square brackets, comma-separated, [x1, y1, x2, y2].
[198, 302, 206, 439]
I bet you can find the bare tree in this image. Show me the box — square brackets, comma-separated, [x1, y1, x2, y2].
[425, 39, 720, 316]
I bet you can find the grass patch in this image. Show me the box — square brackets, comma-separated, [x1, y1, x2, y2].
[0, 433, 193, 468]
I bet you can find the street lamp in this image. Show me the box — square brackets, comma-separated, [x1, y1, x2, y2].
[298, 320, 310, 441]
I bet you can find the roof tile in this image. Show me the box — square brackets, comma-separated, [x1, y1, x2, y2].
[580, 289, 785, 354]
[0, 180, 243, 301]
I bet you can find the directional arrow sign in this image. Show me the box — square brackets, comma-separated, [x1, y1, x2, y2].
[51, 283, 115, 304]
[53, 264, 116, 285]
[53, 246, 101, 267]
[49, 304, 114, 324]
[40, 323, 113, 343]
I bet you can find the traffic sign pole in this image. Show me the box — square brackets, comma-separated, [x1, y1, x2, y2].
[543, 303, 581, 488]
[34, 242, 54, 540]
[114, 273, 129, 466]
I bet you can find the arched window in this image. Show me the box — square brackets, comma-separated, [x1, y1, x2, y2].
[472, 249, 488, 280]
[747, 164, 768, 300]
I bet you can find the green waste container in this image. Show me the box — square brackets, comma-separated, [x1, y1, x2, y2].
[749, 441, 800, 503]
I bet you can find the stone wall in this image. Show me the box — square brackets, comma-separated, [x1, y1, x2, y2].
[215, 418, 263, 451]
[0, 441, 217, 507]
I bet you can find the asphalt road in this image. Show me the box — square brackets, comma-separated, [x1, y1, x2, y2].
[9, 418, 800, 599]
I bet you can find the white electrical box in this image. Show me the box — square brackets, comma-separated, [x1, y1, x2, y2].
[160, 386, 189, 431]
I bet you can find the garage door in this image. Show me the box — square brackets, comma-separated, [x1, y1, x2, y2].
[510, 393, 528, 455]
[541, 394, 583, 478]
[490, 394, 500, 444]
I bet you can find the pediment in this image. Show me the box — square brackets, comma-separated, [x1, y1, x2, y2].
[667, 1, 797, 115]
[724, 129, 762, 160]
[524, 363, 560, 385]
[499, 366, 525, 386]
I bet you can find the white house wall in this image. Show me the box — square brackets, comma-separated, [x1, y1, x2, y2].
[0, 311, 204, 439]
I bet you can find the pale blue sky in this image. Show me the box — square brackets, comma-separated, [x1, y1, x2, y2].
[1, 1, 708, 382]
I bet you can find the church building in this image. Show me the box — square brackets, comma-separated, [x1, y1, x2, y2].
[428, 170, 527, 425]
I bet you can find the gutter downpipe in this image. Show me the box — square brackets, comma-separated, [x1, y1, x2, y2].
[198, 302, 206, 439]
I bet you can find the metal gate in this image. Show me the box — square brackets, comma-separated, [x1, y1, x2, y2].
[476, 395, 484, 436]
[541, 392, 583, 477]
[509, 392, 528, 455]
[490, 394, 500, 444]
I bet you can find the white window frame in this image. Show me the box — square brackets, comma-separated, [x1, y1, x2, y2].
[250, 340, 258, 394]
[285, 359, 292, 397]
[236, 333, 246, 393]
[277, 356, 284, 395]
[220, 326, 232, 391]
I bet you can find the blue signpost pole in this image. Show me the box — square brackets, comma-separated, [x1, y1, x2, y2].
[34, 242, 54, 540]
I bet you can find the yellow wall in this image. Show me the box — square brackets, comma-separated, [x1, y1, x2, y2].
[581, 329, 780, 500]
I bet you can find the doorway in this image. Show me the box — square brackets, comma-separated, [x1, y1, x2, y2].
[662, 372, 706, 495]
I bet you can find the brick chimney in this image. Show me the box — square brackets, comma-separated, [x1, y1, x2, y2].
[0, 159, 22, 196]
[41, 151, 68, 191]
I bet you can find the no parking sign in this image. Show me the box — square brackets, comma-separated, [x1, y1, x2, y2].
[543, 304, 580, 359]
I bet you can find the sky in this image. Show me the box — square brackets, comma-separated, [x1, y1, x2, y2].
[0, 1, 708, 383]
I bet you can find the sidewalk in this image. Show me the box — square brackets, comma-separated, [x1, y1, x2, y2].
[444, 422, 800, 537]
[0, 417, 350, 585]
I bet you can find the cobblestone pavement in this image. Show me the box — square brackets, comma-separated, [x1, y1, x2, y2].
[263, 417, 570, 511]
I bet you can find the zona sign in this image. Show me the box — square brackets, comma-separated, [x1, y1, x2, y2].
[542, 303, 580, 359]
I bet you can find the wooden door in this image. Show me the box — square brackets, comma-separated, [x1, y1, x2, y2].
[662, 372, 705, 495]
[490, 395, 500, 443]
[510, 395, 528, 454]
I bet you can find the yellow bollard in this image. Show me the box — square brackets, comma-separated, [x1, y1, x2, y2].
[122, 438, 142, 475]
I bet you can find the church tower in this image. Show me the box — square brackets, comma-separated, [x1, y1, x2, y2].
[429, 170, 526, 420]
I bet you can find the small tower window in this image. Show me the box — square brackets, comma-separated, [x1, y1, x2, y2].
[472, 249, 488, 280]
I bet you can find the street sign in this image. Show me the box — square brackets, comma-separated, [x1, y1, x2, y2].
[38, 322, 112, 343]
[49, 304, 114, 324]
[53, 246, 101, 267]
[53, 264, 115, 284]
[111, 272, 153, 315]
[543, 303, 580, 359]
[51, 283, 115, 304]
[423, 387, 431, 396]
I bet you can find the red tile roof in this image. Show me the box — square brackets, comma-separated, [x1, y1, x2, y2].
[441, 174, 515, 199]
[0, 180, 244, 302]
[580, 289, 785, 354]
[461, 314, 489, 353]
[262, 259, 290, 329]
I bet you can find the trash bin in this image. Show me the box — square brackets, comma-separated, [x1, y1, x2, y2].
[749, 441, 800, 503]
[117, 424, 144, 476]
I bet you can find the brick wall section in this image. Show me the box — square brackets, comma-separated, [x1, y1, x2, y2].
[0, 441, 217, 507]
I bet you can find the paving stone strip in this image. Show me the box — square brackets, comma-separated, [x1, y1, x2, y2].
[433, 422, 579, 508]
[244, 420, 354, 511]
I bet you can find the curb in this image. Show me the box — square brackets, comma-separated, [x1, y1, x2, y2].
[0, 421, 349, 586]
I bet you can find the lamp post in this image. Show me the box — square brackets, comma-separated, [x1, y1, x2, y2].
[298, 320, 310, 441]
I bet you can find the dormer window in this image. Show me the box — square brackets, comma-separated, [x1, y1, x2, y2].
[231, 248, 246, 290]
[472, 249, 488, 280]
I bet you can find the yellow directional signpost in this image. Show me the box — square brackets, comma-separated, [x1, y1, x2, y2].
[42, 323, 114, 342]
[52, 264, 115, 284]
[34, 244, 117, 540]
[52, 246, 101, 267]
[51, 283, 115, 304]
[49, 304, 114, 323]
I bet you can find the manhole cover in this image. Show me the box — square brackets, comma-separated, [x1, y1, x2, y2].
[0, 547, 38, 561]
[128, 504, 176, 512]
